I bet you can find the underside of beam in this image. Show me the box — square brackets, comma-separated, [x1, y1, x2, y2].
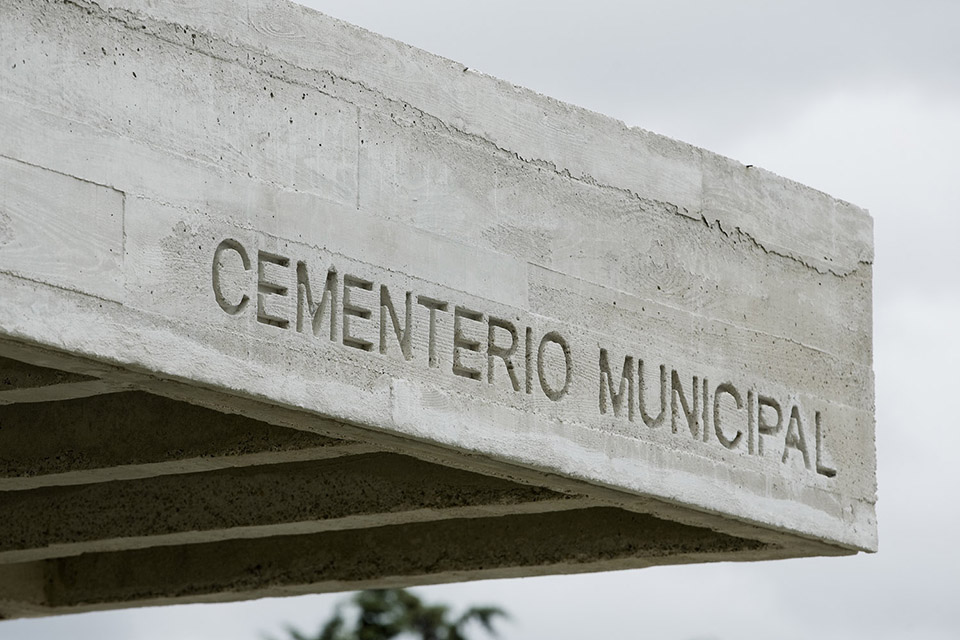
[0, 355, 807, 623]
[0, 507, 775, 619]
[0, 356, 121, 404]
[0, 265, 864, 622]
[0, 453, 591, 563]
[0, 391, 374, 489]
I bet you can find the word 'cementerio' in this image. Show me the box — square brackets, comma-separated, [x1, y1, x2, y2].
[211, 238, 573, 401]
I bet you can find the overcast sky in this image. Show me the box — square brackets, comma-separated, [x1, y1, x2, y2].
[6, 1, 960, 638]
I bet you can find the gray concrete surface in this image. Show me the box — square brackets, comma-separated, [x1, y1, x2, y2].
[0, 0, 875, 619]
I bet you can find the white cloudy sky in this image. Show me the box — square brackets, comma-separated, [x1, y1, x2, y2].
[7, 1, 960, 638]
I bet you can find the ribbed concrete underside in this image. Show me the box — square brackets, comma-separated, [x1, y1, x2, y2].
[0, 352, 799, 619]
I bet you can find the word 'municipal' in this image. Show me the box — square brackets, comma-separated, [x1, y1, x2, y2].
[212, 238, 573, 401]
[598, 349, 837, 477]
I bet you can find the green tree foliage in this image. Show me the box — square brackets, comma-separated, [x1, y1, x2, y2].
[280, 588, 507, 640]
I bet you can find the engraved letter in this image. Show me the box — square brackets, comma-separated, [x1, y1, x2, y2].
[488, 316, 521, 391]
[257, 250, 290, 328]
[702, 377, 711, 443]
[757, 395, 783, 456]
[212, 238, 250, 315]
[671, 370, 700, 438]
[296, 262, 338, 341]
[380, 285, 413, 360]
[638, 360, 667, 429]
[417, 296, 448, 368]
[524, 326, 534, 394]
[538, 331, 572, 401]
[342, 275, 373, 351]
[815, 411, 837, 478]
[599, 349, 634, 419]
[453, 306, 484, 380]
[713, 382, 744, 450]
[782, 404, 811, 469]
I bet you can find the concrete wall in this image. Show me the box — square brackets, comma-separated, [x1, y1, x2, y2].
[0, 0, 874, 618]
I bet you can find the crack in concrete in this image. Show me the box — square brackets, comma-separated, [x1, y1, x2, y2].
[698, 215, 873, 278]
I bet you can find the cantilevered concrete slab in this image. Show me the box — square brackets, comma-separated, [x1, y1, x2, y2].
[0, 0, 875, 619]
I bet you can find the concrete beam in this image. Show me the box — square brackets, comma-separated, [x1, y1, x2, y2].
[0, 0, 876, 556]
[0, 0, 876, 617]
[0, 507, 782, 618]
[0, 392, 374, 490]
[0, 453, 591, 564]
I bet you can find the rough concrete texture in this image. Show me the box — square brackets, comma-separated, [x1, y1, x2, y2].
[0, 0, 875, 619]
